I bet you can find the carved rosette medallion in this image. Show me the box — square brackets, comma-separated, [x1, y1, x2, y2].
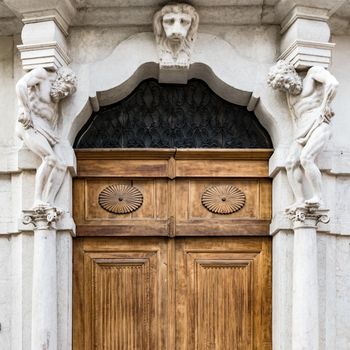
[201, 185, 246, 215]
[99, 184, 143, 214]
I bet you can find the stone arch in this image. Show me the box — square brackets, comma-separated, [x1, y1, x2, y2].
[61, 32, 292, 149]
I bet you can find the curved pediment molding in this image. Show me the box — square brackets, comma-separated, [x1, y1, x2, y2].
[62, 32, 293, 148]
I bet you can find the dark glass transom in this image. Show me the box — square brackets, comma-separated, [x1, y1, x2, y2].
[74, 79, 272, 149]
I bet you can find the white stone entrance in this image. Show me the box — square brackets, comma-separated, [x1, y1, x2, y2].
[1, 1, 350, 349]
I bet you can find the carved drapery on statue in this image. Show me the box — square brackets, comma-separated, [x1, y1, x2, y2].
[16, 66, 77, 209]
[74, 79, 272, 149]
[153, 3, 199, 70]
[267, 60, 339, 212]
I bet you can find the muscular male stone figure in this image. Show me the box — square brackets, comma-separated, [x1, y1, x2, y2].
[268, 61, 338, 210]
[16, 67, 77, 208]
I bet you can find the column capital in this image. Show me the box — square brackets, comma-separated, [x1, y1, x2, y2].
[4, 0, 76, 32]
[23, 206, 62, 230]
[287, 205, 330, 229]
[8, 0, 76, 70]
[276, 4, 337, 70]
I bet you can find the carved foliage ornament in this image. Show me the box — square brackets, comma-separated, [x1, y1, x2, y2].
[153, 3, 199, 69]
[23, 206, 62, 230]
[201, 185, 246, 215]
[99, 184, 143, 214]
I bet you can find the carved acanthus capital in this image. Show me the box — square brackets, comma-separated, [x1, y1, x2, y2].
[286, 205, 330, 229]
[153, 3, 199, 71]
[23, 206, 62, 230]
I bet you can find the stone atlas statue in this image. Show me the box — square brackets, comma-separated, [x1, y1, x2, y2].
[153, 3, 199, 69]
[16, 66, 77, 208]
[268, 60, 339, 211]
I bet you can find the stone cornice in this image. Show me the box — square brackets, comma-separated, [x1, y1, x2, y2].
[4, 0, 76, 26]
[1, 1, 350, 36]
[275, 0, 347, 23]
[280, 7, 329, 34]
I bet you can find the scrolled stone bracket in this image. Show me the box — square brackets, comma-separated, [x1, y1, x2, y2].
[23, 206, 62, 230]
[286, 205, 330, 229]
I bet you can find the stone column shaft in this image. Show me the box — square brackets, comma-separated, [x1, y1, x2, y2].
[289, 207, 329, 350]
[32, 228, 57, 350]
[24, 207, 61, 350]
[292, 222, 319, 349]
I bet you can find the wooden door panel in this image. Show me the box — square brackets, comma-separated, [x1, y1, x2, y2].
[175, 237, 272, 350]
[73, 238, 169, 350]
[74, 178, 171, 236]
[74, 150, 272, 237]
[175, 178, 271, 236]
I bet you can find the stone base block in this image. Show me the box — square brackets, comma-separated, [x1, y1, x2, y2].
[17, 41, 71, 71]
[159, 67, 188, 84]
[279, 40, 335, 70]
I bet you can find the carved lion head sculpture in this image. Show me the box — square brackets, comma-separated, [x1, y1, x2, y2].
[153, 3, 199, 66]
[267, 60, 303, 95]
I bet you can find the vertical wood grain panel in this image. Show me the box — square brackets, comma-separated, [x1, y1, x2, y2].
[73, 238, 168, 350]
[93, 260, 149, 349]
[175, 238, 272, 350]
[195, 260, 252, 350]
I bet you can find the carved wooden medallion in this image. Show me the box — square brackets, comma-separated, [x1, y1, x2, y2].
[201, 185, 246, 215]
[98, 184, 143, 214]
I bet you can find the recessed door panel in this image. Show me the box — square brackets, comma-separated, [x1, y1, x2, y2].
[175, 237, 272, 350]
[73, 238, 169, 350]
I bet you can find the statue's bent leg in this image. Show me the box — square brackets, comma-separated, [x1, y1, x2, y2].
[300, 123, 331, 207]
[22, 128, 58, 207]
[43, 159, 66, 205]
[285, 141, 304, 209]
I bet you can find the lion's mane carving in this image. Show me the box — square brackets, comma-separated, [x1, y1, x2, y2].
[153, 3, 199, 69]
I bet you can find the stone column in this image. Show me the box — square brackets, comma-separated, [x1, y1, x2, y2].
[288, 206, 329, 350]
[23, 206, 62, 350]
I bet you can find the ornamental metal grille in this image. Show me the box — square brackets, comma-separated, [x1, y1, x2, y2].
[74, 79, 272, 149]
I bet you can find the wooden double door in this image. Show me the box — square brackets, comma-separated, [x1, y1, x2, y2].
[73, 149, 272, 349]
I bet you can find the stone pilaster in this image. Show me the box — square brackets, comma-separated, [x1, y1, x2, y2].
[5, 0, 76, 70]
[23, 206, 62, 350]
[278, 6, 335, 70]
[288, 206, 329, 350]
